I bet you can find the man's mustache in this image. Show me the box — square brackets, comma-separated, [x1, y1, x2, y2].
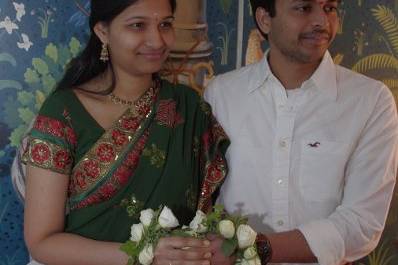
[299, 28, 331, 40]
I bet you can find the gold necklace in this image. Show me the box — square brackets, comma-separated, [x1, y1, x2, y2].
[109, 87, 153, 107]
[109, 92, 136, 107]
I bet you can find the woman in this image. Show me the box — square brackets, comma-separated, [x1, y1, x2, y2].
[22, 0, 229, 264]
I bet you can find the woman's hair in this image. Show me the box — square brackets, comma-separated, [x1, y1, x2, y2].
[56, 0, 177, 93]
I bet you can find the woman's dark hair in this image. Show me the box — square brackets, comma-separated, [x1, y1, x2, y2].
[56, 0, 177, 93]
[250, 0, 276, 40]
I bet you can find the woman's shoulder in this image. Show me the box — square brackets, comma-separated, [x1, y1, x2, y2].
[38, 89, 76, 118]
[161, 79, 201, 102]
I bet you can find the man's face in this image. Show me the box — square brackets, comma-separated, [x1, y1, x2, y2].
[258, 0, 340, 64]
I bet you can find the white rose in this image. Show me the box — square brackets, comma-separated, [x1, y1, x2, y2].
[140, 209, 155, 227]
[218, 219, 235, 239]
[189, 210, 207, 233]
[158, 206, 179, 228]
[243, 246, 257, 260]
[240, 257, 261, 265]
[236, 224, 257, 249]
[239, 259, 250, 265]
[138, 244, 154, 265]
[130, 223, 144, 242]
[251, 257, 261, 265]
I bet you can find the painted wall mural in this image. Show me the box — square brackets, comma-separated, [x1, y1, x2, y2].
[0, 1, 397, 264]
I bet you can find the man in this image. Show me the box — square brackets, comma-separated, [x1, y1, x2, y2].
[205, 0, 398, 264]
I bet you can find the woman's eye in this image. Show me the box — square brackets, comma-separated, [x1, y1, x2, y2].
[130, 22, 144, 29]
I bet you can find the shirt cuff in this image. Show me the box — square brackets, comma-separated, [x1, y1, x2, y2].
[298, 219, 345, 265]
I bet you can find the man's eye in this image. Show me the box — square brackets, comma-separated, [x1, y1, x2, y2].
[324, 6, 338, 13]
[296, 5, 312, 12]
[160, 21, 173, 29]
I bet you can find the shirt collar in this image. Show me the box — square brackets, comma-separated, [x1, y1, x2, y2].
[248, 50, 338, 101]
[308, 51, 338, 101]
[247, 50, 272, 94]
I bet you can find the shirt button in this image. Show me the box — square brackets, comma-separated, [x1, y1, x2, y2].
[277, 220, 284, 226]
[279, 139, 288, 148]
[277, 179, 283, 185]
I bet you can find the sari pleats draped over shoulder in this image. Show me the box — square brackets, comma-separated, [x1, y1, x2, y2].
[22, 80, 230, 242]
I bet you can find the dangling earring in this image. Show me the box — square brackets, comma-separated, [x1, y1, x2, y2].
[100, 43, 109, 62]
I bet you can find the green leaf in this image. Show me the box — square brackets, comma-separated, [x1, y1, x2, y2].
[45, 43, 58, 63]
[24, 68, 40, 84]
[221, 239, 238, 257]
[9, 124, 28, 147]
[58, 46, 72, 67]
[0, 80, 22, 90]
[41, 74, 56, 93]
[32, 58, 49, 75]
[18, 91, 34, 106]
[0, 52, 17, 66]
[19, 107, 36, 124]
[120, 240, 138, 256]
[69, 37, 81, 57]
[2, 97, 22, 129]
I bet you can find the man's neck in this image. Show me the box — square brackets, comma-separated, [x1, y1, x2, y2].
[267, 50, 323, 90]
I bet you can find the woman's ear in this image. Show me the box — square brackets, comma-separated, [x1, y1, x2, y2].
[93, 21, 109, 44]
[255, 7, 271, 35]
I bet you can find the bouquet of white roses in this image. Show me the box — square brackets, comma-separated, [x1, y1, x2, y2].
[121, 204, 260, 265]
[120, 205, 180, 265]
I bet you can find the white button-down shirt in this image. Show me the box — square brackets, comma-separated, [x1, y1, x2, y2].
[204, 51, 398, 265]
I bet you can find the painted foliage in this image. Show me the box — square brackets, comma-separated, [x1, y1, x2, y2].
[0, 0, 397, 264]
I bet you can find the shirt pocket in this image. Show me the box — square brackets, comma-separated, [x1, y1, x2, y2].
[299, 139, 350, 203]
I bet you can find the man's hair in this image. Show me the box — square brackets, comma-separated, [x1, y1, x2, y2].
[250, 0, 276, 39]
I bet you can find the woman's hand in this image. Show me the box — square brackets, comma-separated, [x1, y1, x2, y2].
[153, 237, 211, 265]
[207, 235, 236, 265]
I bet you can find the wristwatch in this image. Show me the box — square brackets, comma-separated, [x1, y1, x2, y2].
[256, 233, 273, 265]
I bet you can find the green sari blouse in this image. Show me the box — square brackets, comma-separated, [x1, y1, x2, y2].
[23, 80, 229, 242]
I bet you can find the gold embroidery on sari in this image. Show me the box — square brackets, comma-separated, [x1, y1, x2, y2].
[185, 185, 198, 211]
[68, 87, 157, 209]
[155, 99, 184, 128]
[142, 144, 166, 168]
[197, 115, 229, 212]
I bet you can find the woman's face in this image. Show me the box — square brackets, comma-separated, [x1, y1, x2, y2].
[95, 0, 175, 77]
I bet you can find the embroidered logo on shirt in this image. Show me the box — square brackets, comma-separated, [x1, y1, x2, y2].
[308, 141, 321, 148]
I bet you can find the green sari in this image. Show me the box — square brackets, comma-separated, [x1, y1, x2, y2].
[23, 79, 229, 242]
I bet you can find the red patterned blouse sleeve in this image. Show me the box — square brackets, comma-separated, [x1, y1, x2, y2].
[22, 114, 76, 175]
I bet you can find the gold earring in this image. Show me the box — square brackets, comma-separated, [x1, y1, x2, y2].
[100, 43, 109, 62]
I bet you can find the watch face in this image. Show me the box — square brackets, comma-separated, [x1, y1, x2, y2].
[256, 235, 272, 264]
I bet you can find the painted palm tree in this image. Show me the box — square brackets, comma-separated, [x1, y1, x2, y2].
[351, 5, 398, 99]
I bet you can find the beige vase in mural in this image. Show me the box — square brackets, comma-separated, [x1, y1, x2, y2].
[161, 0, 214, 94]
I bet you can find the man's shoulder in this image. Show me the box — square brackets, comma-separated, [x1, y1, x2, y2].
[335, 64, 387, 96]
[336, 65, 393, 103]
[206, 61, 262, 99]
